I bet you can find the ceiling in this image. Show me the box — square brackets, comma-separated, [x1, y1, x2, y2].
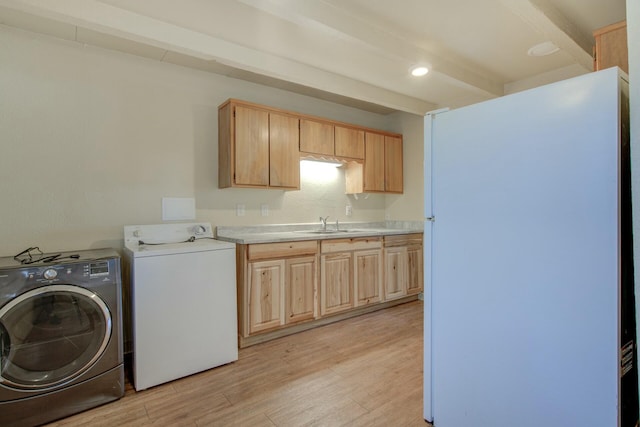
[0, 0, 627, 115]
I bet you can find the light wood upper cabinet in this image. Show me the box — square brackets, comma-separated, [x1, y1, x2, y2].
[363, 132, 385, 192]
[335, 126, 364, 159]
[300, 121, 365, 161]
[269, 112, 300, 188]
[300, 119, 334, 156]
[228, 105, 270, 187]
[385, 135, 403, 193]
[218, 100, 300, 190]
[346, 132, 403, 194]
[594, 21, 628, 73]
[219, 98, 402, 193]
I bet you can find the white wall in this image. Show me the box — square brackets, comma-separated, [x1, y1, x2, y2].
[0, 25, 421, 255]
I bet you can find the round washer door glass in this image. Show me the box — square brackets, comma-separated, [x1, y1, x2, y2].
[0, 285, 112, 390]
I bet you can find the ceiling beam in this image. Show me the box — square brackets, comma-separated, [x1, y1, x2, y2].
[237, 0, 505, 98]
[0, 0, 436, 114]
[499, 0, 594, 71]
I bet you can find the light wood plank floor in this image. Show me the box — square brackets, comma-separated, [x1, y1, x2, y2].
[47, 301, 430, 426]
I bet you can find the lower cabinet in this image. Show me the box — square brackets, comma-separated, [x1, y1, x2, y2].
[237, 233, 422, 347]
[354, 249, 383, 306]
[320, 252, 353, 316]
[239, 240, 318, 342]
[321, 237, 382, 315]
[247, 259, 284, 334]
[285, 256, 317, 324]
[383, 234, 424, 300]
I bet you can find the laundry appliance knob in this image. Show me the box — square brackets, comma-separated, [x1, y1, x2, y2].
[43, 269, 58, 280]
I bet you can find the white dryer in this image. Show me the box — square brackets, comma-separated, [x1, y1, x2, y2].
[124, 223, 237, 391]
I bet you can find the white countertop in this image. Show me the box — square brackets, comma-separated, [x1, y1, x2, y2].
[215, 221, 424, 244]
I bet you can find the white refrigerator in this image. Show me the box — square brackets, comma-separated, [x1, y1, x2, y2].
[423, 67, 637, 427]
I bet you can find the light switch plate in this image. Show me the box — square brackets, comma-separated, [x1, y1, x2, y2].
[236, 204, 246, 216]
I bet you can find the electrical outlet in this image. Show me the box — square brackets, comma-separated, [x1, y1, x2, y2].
[346, 205, 353, 216]
[236, 204, 245, 216]
[261, 204, 269, 217]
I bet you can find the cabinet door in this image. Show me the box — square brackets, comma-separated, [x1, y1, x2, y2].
[384, 247, 407, 300]
[406, 245, 423, 295]
[594, 21, 628, 73]
[335, 126, 364, 159]
[385, 135, 403, 193]
[363, 132, 385, 192]
[269, 112, 300, 188]
[248, 259, 284, 334]
[234, 105, 270, 186]
[354, 249, 382, 306]
[321, 253, 353, 316]
[300, 119, 334, 156]
[285, 256, 317, 324]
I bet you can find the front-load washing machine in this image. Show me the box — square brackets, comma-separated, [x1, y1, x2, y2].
[0, 248, 124, 427]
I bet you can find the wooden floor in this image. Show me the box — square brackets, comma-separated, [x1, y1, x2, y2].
[47, 301, 429, 426]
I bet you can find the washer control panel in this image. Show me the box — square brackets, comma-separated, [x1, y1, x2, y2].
[43, 269, 58, 280]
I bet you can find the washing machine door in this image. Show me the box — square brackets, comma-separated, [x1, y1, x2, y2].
[0, 285, 112, 390]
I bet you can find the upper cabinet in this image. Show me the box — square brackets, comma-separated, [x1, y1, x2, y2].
[363, 132, 385, 192]
[218, 98, 402, 193]
[299, 121, 365, 161]
[334, 126, 364, 160]
[230, 105, 269, 186]
[384, 135, 403, 193]
[593, 20, 628, 73]
[346, 132, 403, 194]
[218, 100, 300, 190]
[300, 119, 334, 157]
[269, 112, 300, 188]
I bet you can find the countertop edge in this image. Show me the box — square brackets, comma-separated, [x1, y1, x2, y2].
[215, 226, 424, 245]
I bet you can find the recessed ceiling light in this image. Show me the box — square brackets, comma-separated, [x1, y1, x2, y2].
[527, 41, 560, 57]
[410, 66, 429, 77]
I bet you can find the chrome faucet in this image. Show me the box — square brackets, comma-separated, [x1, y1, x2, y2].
[320, 216, 329, 231]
